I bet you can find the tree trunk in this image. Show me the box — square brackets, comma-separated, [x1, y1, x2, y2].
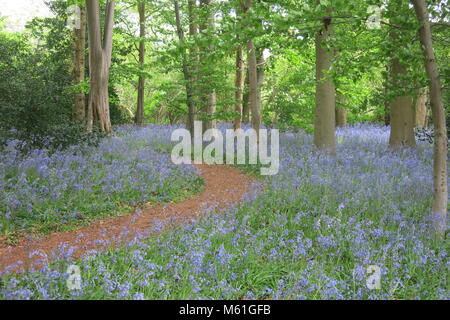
[414, 87, 428, 128]
[86, 0, 114, 133]
[242, 67, 250, 123]
[134, 1, 146, 126]
[388, 49, 416, 147]
[187, 0, 199, 134]
[73, 5, 86, 121]
[335, 92, 347, 127]
[199, 0, 216, 132]
[413, 0, 448, 240]
[174, 0, 195, 137]
[313, 15, 336, 151]
[234, 46, 244, 130]
[383, 64, 390, 126]
[256, 48, 265, 113]
[247, 38, 261, 137]
[242, 0, 260, 137]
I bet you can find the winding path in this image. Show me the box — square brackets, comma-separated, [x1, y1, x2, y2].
[0, 165, 255, 275]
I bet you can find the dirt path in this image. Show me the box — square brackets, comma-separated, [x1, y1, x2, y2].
[0, 165, 255, 275]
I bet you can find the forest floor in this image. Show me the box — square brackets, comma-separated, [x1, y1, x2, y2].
[0, 124, 448, 300]
[0, 164, 255, 274]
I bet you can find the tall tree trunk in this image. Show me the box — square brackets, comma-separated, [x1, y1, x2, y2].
[187, 0, 199, 134]
[413, 0, 448, 240]
[313, 15, 336, 151]
[388, 49, 416, 147]
[200, 0, 217, 131]
[134, 1, 146, 126]
[86, 0, 114, 133]
[234, 46, 244, 130]
[414, 87, 428, 128]
[247, 39, 261, 137]
[242, 67, 250, 123]
[73, 5, 86, 121]
[256, 48, 265, 111]
[335, 91, 347, 127]
[243, 0, 260, 137]
[174, 0, 195, 137]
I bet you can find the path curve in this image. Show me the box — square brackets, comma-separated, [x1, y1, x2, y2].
[0, 165, 255, 275]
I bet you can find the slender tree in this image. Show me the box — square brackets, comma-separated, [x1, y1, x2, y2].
[199, 0, 217, 131]
[313, 11, 336, 151]
[134, 0, 146, 126]
[243, 0, 261, 137]
[174, 0, 195, 137]
[85, 0, 115, 133]
[73, 4, 86, 121]
[234, 45, 245, 130]
[412, 0, 448, 240]
[187, 0, 199, 134]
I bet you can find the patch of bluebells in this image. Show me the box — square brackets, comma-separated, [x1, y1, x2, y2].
[0, 124, 201, 232]
[0, 124, 449, 300]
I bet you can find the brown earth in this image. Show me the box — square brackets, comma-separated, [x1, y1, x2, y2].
[0, 165, 256, 275]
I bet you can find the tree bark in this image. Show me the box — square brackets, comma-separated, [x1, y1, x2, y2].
[73, 5, 86, 121]
[242, 67, 250, 123]
[414, 87, 428, 128]
[174, 0, 195, 137]
[413, 0, 448, 240]
[242, 0, 260, 137]
[187, 0, 199, 134]
[134, 1, 146, 126]
[86, 0, 114, 133]
[313, 15, 336, 151]
[198, 0, 217, 132]
[256, 48, 265, 110]
[247, 38, 261, 137]
[335, 91, 347, 127]
[388, 51, 416, 147]
[234, 46, 244, 130]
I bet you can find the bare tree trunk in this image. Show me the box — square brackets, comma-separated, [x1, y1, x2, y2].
[388, 53, 416, 147]
[242, 67, 250, 123]
[174, 0, 195, 137]
[313, 15, 336, 151]
[256, 48, 265, 111]
[415, 87, 428, 128]
[247, 39, 261, 137]
[134, 1, 146, 126]
[200, 0, 216, 131]
[73, 5, 86, 121]
[335, 91, 347, 127]
[86, 0, 114, 133]
[234, 46, 244, 130]
[187, 0, 199, 134]
[413, 0, 448, 240]
[242, 0, 260, 137]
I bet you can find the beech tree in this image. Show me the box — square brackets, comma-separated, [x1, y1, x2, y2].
[86, 0, 115, 133]
[387, 31, 416, 148]
[313, 9, 336, 151]
[412, 0, 448, 240]
[242, 0, 261, 137]
[174, 0, 195, 137]
[134, 0, 146, 126]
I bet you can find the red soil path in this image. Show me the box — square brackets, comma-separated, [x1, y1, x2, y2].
[0, 165, 255, 275]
